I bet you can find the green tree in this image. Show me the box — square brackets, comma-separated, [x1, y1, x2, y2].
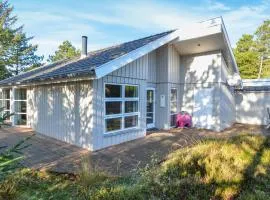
[234, 20, 270, 79]
[0, 0, 17, 79]
[234, 34, 260, 79]
[0, 1, 42, 78]
[255, 20, 270, 78]
[7, 33, 43, 75]
[48, 40, 80, 63]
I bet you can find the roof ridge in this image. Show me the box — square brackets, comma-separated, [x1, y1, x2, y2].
[84, 30, 176, 58]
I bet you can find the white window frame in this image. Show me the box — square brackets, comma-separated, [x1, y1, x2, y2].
[0, 88, 11, 120]
[146, 87, 155, 129]
[13, 88, 27, 126]
[170, 87, 178, 127]
[104, 83, 140, 134]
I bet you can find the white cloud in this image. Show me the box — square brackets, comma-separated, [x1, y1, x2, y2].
[206, 0, 231, 11]
[222, 1, 270, 46]
[15, 0, 270, 57]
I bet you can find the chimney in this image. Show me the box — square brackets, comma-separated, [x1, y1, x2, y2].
[81, 36, 87, 58]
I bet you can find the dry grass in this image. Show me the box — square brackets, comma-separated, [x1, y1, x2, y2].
[1, 134, 270, 200]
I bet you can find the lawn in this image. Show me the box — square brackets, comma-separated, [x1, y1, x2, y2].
[1, 134, 270, 200]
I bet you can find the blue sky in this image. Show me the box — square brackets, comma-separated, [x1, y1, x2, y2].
[10, 0, 270, 59]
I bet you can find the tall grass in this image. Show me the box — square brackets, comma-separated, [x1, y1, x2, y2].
[1, 134, 270, 200]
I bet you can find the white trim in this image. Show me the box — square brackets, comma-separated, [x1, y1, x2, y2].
[220, 18, 239, 74]
[170, 87, 178, 127]
[146, 88, 155, 129]
[104, 83, 140, 134]
[95, 30, 180, 78]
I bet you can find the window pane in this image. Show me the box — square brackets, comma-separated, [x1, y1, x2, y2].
[125, 85, 138, 98]
[15, 114, 27, 125]
[106, 117, 121, 132]
[147, 113, 153, 124]
[125, 101, 138, 113]
[105, 101, 121, 115]
[1, 89, 10, 99]
[15, 101, 27, 113]
[170, 114, 177, 127]
[124, 115, 138, 128]
[0, 100, 10, 110]
[171, 89, 177, 101]
[171, 102, 177, 114]
[15, 89, 26, 100]
[105, 84, 121, 98]
[147, 101, 154, 113]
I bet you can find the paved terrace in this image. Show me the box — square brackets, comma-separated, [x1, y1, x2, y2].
[0, 124, 269, 175]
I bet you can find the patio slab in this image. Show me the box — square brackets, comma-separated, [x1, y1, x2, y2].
[0, 124, 269, 175]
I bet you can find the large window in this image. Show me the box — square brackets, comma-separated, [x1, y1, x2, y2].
[0, 89, 11, 120]
[104, 84, 139, 133]
[14, 88, 27, 125]
[170, 88, 177, 127]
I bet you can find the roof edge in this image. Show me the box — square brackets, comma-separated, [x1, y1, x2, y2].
[95, 30, 180, 78]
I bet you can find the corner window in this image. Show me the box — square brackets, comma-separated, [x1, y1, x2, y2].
[0, 89, 11, 120]
[104, 84, 139, 133]
[170, 88, 177, 127]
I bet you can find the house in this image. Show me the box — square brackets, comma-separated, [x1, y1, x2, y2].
[0, 17, 243, 151]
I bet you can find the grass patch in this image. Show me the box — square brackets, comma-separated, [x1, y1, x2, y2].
[1, 134, 270, 199]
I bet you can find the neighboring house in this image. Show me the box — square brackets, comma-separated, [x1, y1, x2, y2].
[0, 17, 242, 151]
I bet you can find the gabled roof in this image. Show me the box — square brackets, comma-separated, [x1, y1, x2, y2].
[0, 30, 175, 86]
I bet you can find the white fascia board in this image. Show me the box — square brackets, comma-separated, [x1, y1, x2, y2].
[95, 30, 180, 78]
[176, 24, 222, 41]
[220, 20, 239, 74]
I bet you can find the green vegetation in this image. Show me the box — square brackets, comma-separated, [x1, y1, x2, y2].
[0, 1, 43, 78]
[1, 134, 270, 200]
[47, 40, 80, 63]
[0, 106, 14, 126]
[234, 20, 270, 79]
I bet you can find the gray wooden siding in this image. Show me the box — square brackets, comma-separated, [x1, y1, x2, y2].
[236, 91, 270, 125]
[27, 81, 93, 150]
[156, 45, 169, 83]
[168, 44, 181, 83]
[147, 51, 157, 83]
[155, 83, 170, 129]
[92, 55, 148, 150]
[110, 54, 148, 79]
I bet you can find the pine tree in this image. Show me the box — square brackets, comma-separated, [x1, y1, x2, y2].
[234, 20, 270, 79]
[7, 32, 43, 75]
[234, 34, 259, 79]
[0, 0, 18, 79]
[48, 40, 80, 63]
[0, 1, 43, 78]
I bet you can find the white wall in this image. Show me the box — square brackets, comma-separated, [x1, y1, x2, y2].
[219, 56, 235, 130]
[179, 51, 222, 131]
[236, 91, 270, 125]
[27, 81, 94, 150]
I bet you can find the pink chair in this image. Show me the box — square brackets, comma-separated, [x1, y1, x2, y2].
[176, 112, 192, 128]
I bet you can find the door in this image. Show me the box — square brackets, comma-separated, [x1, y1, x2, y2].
[147, 89, 155, 128]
